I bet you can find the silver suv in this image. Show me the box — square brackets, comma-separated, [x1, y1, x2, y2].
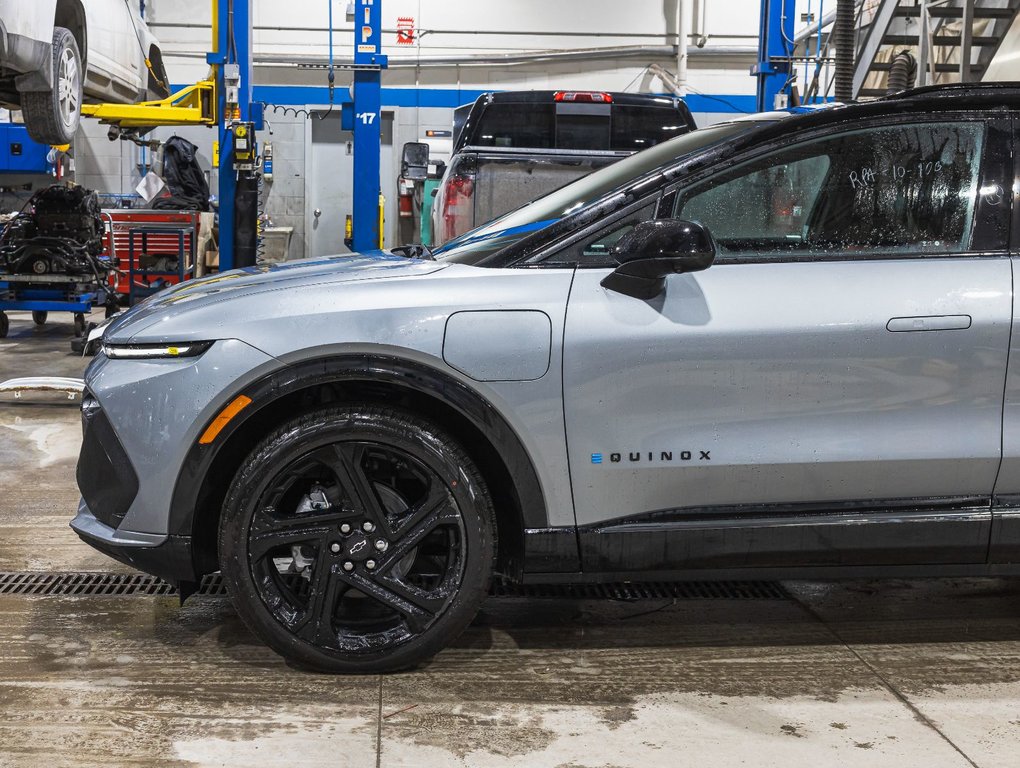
[72, 83, 1020, 672]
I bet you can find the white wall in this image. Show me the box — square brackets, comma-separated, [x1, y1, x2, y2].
[81, 0, 847, 256]
[150, 0, 771, 105]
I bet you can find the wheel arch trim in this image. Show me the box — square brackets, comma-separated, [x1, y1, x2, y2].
[169, 353, 552, 562]
[53, 0, 87, 71]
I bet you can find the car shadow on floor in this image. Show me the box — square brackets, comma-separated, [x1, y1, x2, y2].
[152, 576, 1020, 694]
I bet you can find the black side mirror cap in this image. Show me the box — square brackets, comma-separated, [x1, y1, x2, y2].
[601, 219, 716, 300]
[401, 141, 430, 181]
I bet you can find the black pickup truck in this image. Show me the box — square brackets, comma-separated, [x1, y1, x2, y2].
[427, 90, 697, 246]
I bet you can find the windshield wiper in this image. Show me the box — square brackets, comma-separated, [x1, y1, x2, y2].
[390, 243, 435, 261]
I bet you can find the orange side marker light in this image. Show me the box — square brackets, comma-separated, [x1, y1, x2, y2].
[199, 395, 252, 445]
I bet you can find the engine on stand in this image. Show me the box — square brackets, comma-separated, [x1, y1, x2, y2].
[0, 185, 117, 339]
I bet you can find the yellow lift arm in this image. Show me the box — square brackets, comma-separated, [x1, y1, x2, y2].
[80, 80, 217, 129]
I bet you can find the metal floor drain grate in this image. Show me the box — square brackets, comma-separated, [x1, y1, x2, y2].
[0, 572, 227, 597]
[492, 580, 789, 601]
[0, 572, 788, 601]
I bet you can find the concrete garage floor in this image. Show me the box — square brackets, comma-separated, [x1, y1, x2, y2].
[2, 310, 1020, 767]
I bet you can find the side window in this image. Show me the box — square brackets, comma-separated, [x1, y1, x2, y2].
[674, 122, 986, 259]
[681, 155, 830, 243]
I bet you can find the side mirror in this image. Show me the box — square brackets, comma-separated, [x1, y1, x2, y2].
[601, 219, 716, 300]
[401, 141, 430, 181]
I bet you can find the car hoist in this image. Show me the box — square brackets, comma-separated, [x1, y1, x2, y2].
[77, 0, 388, 269]
[80, 80, 217, 130]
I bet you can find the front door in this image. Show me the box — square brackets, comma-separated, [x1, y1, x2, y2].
[561, 115, 1014, 573]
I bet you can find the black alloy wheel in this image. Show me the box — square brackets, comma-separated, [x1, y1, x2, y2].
[219, 405, 496, 673]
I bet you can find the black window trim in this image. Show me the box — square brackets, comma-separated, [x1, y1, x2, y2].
[522, 193, 667, 268]
[1010, 111, 1020, 256]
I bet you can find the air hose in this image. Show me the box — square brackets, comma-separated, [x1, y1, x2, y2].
[886, 50, 917, 94]
[833, 0, 855, 102]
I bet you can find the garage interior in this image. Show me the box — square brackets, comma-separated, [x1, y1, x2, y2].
[5, 0, 1020, 766]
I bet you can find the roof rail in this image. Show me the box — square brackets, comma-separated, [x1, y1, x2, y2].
[877, 81, 1020, 101]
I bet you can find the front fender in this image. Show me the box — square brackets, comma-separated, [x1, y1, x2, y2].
[169, 353, 553, 560]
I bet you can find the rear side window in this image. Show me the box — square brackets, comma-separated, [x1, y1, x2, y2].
[675, 122, 987, 259]
[468, 102, 690, 151]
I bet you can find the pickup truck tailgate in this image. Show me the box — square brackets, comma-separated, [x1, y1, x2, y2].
[471, 148, 627, 233]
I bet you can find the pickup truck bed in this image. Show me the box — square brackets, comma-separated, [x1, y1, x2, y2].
[462, 147, 625, 238]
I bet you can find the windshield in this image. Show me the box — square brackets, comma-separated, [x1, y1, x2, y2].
[434, 121, 759, 265]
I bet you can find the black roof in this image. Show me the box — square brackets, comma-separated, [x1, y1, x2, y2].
[877, 80, 1020, 103]
[822, 80, 1020, 120]
[725, 81, 1020, 152]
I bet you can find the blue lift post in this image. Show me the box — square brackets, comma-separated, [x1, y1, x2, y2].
[351, 0, 388, 252]
[753, 0, 797, 112]
[210, 0, 382, 263]
[208, 0, 261, 271]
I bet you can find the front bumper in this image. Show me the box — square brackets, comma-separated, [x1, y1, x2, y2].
[77, 388, 139, 530]
[71, 499, 198, 584]
[72, 339, 278, 579]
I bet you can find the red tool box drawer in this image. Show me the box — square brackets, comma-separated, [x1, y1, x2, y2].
[102, 209, 199, 296]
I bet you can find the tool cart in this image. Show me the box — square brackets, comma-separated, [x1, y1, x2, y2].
[0, 185, 115, 338]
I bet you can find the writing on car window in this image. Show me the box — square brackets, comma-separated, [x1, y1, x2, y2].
[673, 122, 985, 258]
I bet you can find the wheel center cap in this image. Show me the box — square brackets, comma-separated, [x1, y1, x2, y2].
[344, 533, 372, 561]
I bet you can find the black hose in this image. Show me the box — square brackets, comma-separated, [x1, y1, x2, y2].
[886, 50, 916, 94]
[233, 174, 259, 268]
[833, 0, 855, 102]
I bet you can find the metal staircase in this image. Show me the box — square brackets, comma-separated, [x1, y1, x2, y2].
[852, 0, 1020, 98]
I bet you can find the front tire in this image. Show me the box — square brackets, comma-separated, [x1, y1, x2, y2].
[218, 405, 496, 673]
[22, 27, 82, 145]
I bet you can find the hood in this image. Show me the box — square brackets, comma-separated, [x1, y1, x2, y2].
[104, 251, 448, 342]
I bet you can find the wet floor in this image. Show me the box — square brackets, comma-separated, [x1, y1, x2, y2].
[2, 310, 1020, 767]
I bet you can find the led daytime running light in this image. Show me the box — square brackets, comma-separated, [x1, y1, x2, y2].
[103, 341, 213, 359]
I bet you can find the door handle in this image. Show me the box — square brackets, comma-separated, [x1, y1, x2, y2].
[313, 208, 322, 218]
[886, 315, 972, 333]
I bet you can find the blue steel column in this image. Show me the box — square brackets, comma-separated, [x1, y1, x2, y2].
[352, 0, 387, 252]
[753, 0, 796, 113]
[213, 0, 256, 271]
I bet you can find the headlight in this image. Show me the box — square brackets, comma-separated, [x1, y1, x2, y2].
[102, 341, 214, 359]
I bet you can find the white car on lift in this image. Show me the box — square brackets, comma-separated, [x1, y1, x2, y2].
[0, 0, 170, 145]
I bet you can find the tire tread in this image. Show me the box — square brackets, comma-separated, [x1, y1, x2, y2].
[22, 27, 81, 146]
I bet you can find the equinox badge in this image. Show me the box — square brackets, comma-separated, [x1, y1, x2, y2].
[592, 450, 711, 464]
